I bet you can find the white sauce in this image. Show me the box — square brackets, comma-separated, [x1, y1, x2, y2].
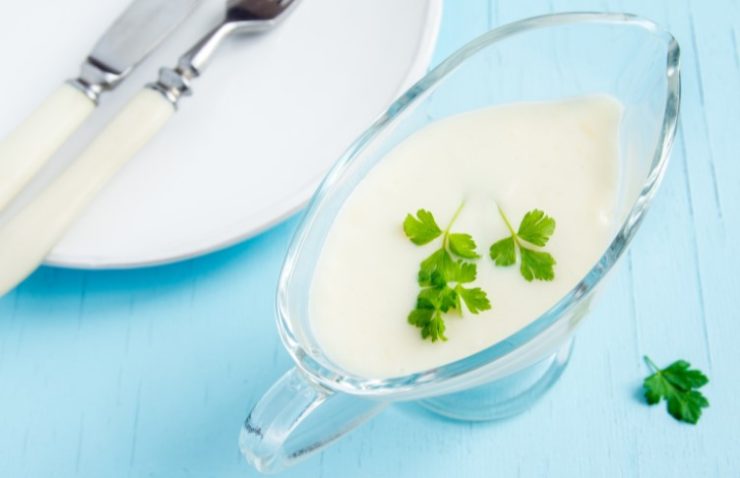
[310, 96, 622, 378]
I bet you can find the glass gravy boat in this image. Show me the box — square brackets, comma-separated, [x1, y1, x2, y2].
[240, 12, 680, 473]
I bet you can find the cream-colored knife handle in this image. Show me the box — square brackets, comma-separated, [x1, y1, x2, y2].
[0, 84, 96, 210]
[0, 89, 174, 296]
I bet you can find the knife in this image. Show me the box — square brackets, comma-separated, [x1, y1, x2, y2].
[0, 0, 202, 211]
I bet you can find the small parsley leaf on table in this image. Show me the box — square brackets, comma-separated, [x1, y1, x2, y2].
[489, 206, 556, 281]
[403, 204, 491, 342]
[643, 356, 709, 424]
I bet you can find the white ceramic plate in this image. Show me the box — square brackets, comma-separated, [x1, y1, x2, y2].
[0, 0, 441, 268]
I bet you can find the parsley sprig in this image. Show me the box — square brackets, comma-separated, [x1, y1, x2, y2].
[643, 356, 709, 424]
[489, 207, 557, 281]
[403, 204, 491, 342]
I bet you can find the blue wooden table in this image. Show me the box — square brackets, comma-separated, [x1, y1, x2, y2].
[2, 1, 739, 476]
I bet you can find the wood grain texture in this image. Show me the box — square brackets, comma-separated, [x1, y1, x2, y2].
[1, 1, 739, 476]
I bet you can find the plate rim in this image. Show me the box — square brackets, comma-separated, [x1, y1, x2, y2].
[45, 0, 443, 270]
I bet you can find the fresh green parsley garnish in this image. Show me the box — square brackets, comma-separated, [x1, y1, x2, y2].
[403, 204, 491, 342]
[643, 356, 709, 424]
[489, 207, 556, 281]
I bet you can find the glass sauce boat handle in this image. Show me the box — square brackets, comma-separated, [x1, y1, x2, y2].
[239, 368, 387, 473]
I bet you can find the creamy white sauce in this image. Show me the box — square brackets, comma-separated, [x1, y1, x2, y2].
[309, 96, 622, 378]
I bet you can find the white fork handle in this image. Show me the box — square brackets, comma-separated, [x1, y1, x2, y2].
[0, 84, 96, 210]
[0, 89, 174, 296]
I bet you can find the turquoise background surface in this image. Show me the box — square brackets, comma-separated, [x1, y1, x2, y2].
[2, 0, 739, 476]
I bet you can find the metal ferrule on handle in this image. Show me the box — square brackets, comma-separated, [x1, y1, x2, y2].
[67, 58, 127, 104]
[148, 22, 237, 107]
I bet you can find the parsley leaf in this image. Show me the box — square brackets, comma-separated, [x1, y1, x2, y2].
[448, 233, 480, 259]
[517, 209, 556, 246]
[403, 209, 442, 245]
[407, 308, 447, 342]
[453, 261, 477, 284]
[417, 281, 457, 313]
[519, 248, 556, 281]
[403, 204, 492, 342]
[418, 249, 455, 286]
[489, 206, 557, 281]
[456, 285, 491, 314]
[489, 237, 516, 266]
[643, 356, 709, 424]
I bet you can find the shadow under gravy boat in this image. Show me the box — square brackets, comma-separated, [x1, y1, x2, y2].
[239, 12, 680, 473]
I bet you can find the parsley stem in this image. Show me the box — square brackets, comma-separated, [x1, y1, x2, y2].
[446, 202, 466, 233]
[443, 201, 466, 250]
[644, 355, 659, 373]
[497, 205, 520, 246]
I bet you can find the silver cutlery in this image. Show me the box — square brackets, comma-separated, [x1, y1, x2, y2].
[0, 0, 301, 296]
[0, 0, 202, 211]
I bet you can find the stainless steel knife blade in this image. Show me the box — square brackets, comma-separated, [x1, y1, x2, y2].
[88, 0, 202, 77]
